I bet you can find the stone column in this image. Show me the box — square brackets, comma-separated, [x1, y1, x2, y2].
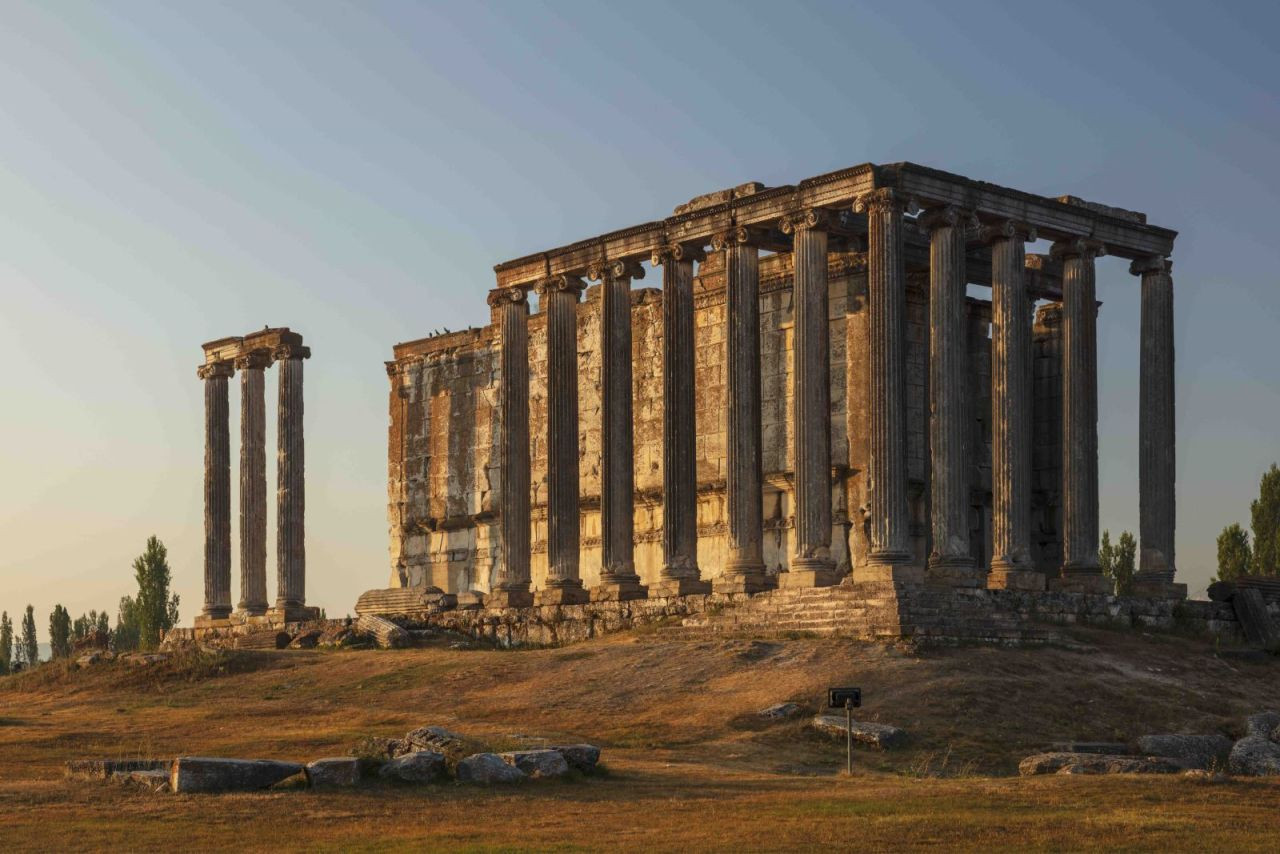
[780, 210, 836, 588]
[198, 361, 234, 620]
[588, 259, 647, 601]
[1132, 255, 1183, 598]
[854, 189, 921, 584]
[488, 287, 533, 608]
[535, 274, 589, 605]
[273, 342, 311, 613]
[713, 227, 767, 594]
[236, 350, 271, 615]
[922, 207, 980, 587]
[985, 222, 1044, 591]
[653, 242, 712, 596]
[1052, 239, 1111, 593]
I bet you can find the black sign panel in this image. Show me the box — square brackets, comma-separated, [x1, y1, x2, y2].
[827, 687, 861, 708]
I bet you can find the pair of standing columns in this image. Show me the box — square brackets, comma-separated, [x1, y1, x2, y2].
[199, 344, 309, 619]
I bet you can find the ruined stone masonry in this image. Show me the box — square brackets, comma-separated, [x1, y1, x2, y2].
[385, 162, 1186, 617]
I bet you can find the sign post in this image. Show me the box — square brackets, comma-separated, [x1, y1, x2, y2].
[827, 687, 862, 776]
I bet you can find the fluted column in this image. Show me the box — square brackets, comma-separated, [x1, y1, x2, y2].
[855, 189, 921, 583]
[713, 227, 766, 594]
[236, 350, 271, 615]
[489, 287, 533, 608]
[922, 206, 980, 587]
[1132, 255, 1181, 597]
[780, 210, 836, 588]
[1052, 239, 1110, 593]
[535, 274, 589, 605]
[985, 222, 1043, 591]
[199, 361, 234, 620]
[654, 242, 711, 596]
[274, 342, 310, 612]
[588, 259, 647, 601]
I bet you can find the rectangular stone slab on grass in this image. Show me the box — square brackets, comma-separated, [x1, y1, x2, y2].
[170, 757, 305, 793]
[810, 714, 907, 749]
[500, 750, 569, 778]
[548, 744, 601, 773]
[306, 757, 361, 787]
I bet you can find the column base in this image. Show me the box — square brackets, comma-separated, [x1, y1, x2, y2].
[987, 567, 1046, 592]
[486, 589, 533, 609]
[650, 576, 712, 597]
[926, 557, 985, 589]
[590, 579, 649, 602]
[713, 570, 768, 595]
[778, 562, 838, 589]
[194, 613, 233, 629]
[534, 584, 589, 606]
[236, 604, 269, 618]
[852, 561, 924, 585]
[1049, 574, 1114, 595]
[1132, 579, 1187, 600]
[267, 604, 321, 623]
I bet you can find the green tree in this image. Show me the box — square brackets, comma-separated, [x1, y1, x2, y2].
[1251, 463, 1280, 576]
[115, 596, 140, 653]
[72, 610, 112, 645]
[1215, 523, 1253, 583]
[1098, 530, 1114, 579]
[131, 536, 180, 651]
[21, 605, 38, 667]
[0, 612, 12, 675]
[1099, 530, 1137, 595]
[48, 605, 72, 659]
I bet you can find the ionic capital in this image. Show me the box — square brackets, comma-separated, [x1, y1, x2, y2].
[1129, 255, 1171, 277]
[853, 188, 921, 216]
[651, 242, 707, 266]
[778, 208, 831, 235]
[586, 258, 646, 283]
[1050, 238, 1107, 261]
[710, 225, 770, 251]
[534, 274, 587, 299]
[197, 361, 235, 381]
[486, 286, 528, 309]
[385, 361, 402, 378]
[234, 349, 273, 371]
[919, 205, 979, 233]
[272, 343, 311, 362]
[977, 219, 1037, 245]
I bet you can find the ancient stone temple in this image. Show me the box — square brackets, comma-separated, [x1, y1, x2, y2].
[196, 327, 319, 627]
[385, 162, 1183, 609]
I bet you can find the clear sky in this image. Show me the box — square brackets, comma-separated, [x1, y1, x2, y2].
[2, 0, 1277, 630]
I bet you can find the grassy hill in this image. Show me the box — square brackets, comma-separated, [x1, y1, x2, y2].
[1, 625, 1277, 851]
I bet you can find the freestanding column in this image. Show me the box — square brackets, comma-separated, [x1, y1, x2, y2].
[589, 259, 647, 601]
[489, 287, 533, 608]
[198, 361, 234, 620]
[713, 227, 767, 594]
[855, 189, 921, 583]
[1132, 255, 1182, 598]
[236, 350, 271, 615]
[1052, 239, 1110, 593]
[985, 222, 1044, 591]
[535, 274, 590, 605]
[922, 207, 980, 587]
[273, 342, 311, 613]
[653, 242, 712, 597]
[780, 210, 836, 588]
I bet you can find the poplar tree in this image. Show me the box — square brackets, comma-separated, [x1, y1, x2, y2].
[49, 605, 72, 659]
[1250, 464, 1280, 576]
[129, 537, 180, 651]
[0, 612, 12, 674]
[1216, 523, 1252, 583]
[21, 605, 38, 667]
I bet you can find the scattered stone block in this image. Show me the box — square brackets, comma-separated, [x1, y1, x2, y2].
[500, 749, 569, 778]
[234, 630, 291, 650]
[356, 614, 410, 649]
[75, 651, 110, 669]
[1134, 734, 1233, 770]
[318, 625, 357, 648]
[1245, 711, 1280, 739]
[810, 714, 907, 749]
[350, 736, 412, 760]
[1231, 589, 1280, 651]
[113, 769, 171, 792]
[456, 753, 525, 784]
[1018, 752, 1184, 776]
[66, 759, 169, 781]
[119, 653, 169, 667]
[170, 757, 305, 793]
[378, 750, 447, 783]
[306, 757, 361, 787]
[405, 726, 464, 754]
[549, 744, 601, 773]
[759, 702, 802, 719]
[289, 629, 322, 649]
[1046, 742, 1130, 755]
[1228, 736, 1280, 776]
[456, 591, 485, 610]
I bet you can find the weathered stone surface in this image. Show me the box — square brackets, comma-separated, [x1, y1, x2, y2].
[357, 614, 410, 649]
[306, 757, 361, 787]
[500, 749, 569, 778]
[1018, 752, 1184, 776]
[1228, 736, 1280, 776]
[1206, 581, 1234, 602]
[1134, 734, 1232, 770]
[234, 629, 291, 650]
[404, 726, 465, 754]
[350, 736, 412, 760]
[759, 702, 802, 719]
[378, 750, 446, 783]
[1232, 589, 1280, 651]
[1244, 711, 1280, 739]
[1046, 741, 1130, 755]
[113, 769, 171, 792]
[317, 625, 357, 648]
[456, 752, 525, 784]
[170, 757, 305, 793]
[66, 759, 168, 781]
[811, 714, 907, 749]
[549, 743, 601, 773]
[289, 629, 322, 649]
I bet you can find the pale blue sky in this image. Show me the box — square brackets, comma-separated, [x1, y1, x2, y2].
[1, 0, 1277, 628]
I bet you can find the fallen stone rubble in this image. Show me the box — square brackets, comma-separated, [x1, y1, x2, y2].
[66, 725, 602, 794]
[810, 713, 908, 749]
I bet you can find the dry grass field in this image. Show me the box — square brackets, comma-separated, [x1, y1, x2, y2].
[1, 625, 1278, 851]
